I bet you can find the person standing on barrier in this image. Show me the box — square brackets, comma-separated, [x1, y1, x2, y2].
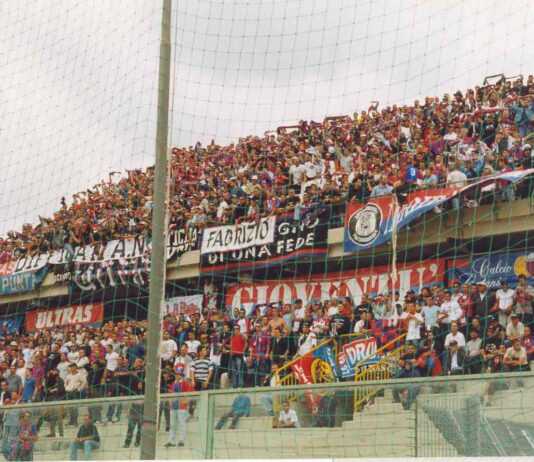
[68, 415, 100, 461]
[392, 360, 421, 410]
[1, 393, 20, 461]
[87, 345, 106, 425]
[123, 380, 144, 448]
[103, 344, 121, 423]
[165, 372, 194, 448]
[159, 369, 173, 432]
[41, 368, 65, 438]
[13, 411, 37, 461]
[64, 364, 87, 427]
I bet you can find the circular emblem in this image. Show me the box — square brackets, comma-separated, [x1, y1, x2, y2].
[347, 204, 382, 246]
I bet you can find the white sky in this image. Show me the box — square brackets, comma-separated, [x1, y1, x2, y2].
[1, 0, 532, 234]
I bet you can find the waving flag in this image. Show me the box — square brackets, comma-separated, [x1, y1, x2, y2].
[344, 169, 534, 253]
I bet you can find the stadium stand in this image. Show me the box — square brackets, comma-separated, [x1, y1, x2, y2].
[0, 75, 534, 460]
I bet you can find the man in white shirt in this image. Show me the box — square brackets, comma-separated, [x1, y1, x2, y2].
[292, 300, 306, 334]
[105, 344, 120, 373]
[75, 348, 90, 379]
[503, 339, 528, 372]
[288, 158, 306, 186]
[446, 162, 468, 188]
[64, 364, 88, 426]
[185, 331, 201, 359]
[400, 303, 424, 344]
[277, 401, 300, 428]
[236, 309, 251, 336]
[494, 280, 515, 327]
[174, 344, 193, 379]
[160, 331, 178, 362]
[438, 292, 464, 326]
[296, 324, 317, 357]
[505, 313, 525, 341]
[444, 321, 466, 349]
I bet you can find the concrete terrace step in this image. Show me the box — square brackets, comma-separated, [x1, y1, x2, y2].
[34, 446, 202, 461]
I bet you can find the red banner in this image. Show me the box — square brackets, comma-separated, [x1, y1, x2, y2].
[291, 355, 314, 384]
[290, 355, 321, 412]
[226, 259, 445, 311]
[25, 303, 104, 332]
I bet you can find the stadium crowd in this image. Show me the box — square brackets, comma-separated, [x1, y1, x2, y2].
[0, 75, 533, 262]
[0, 276, 532, 415]
[0, 76, 534, 457]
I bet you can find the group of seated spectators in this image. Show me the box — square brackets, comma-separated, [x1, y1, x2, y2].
[1, 75, 533, 263]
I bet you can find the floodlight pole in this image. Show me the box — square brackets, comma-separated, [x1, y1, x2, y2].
[140, 0, 172, 459]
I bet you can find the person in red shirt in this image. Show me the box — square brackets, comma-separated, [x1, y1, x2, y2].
[229, 326, 247, 388]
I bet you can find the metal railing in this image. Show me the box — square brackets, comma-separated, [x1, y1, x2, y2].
[3, 372, 534, 459]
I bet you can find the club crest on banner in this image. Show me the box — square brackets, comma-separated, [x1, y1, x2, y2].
[347, 203, 382, 246]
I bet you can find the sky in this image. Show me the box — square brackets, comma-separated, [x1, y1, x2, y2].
[1, 0, 533, 235]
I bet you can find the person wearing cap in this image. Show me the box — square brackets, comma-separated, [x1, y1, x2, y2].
[506, 313, 525, 341]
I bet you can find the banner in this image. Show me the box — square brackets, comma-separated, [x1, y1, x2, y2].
[290, 345, 337, 412]
[201, 216, 275, 254]
[344, 169, 534, 253]
[46, 227, 200, 292]
[0, 316, 23, 334]
[67, 255, 151, 291]
[344, 188, 457, 252]
[226, 259, 444, 312]
[25, 303, 104, 331]
[448, 251, 534, 289]
[164, 294, 204, 317]
[6, 226, 200, 276]
[0, 267, 48, 295]
[338, 337, 378, 379]
[201, 209, 328, 272]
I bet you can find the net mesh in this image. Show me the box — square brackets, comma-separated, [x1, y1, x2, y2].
[0, 0, 534, 460]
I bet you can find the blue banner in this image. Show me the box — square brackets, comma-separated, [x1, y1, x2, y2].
[344, 189, 457, 253]
[312, 344, 340, 379]
[0, 316, 23, 334]
[448, 251, 534, 290]
[0, 267, 48, 295]
[337, 337, 379, 379]
[344, 169, 534, 253]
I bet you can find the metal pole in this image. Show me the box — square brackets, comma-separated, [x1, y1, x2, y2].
[140, 0, 172, 459]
